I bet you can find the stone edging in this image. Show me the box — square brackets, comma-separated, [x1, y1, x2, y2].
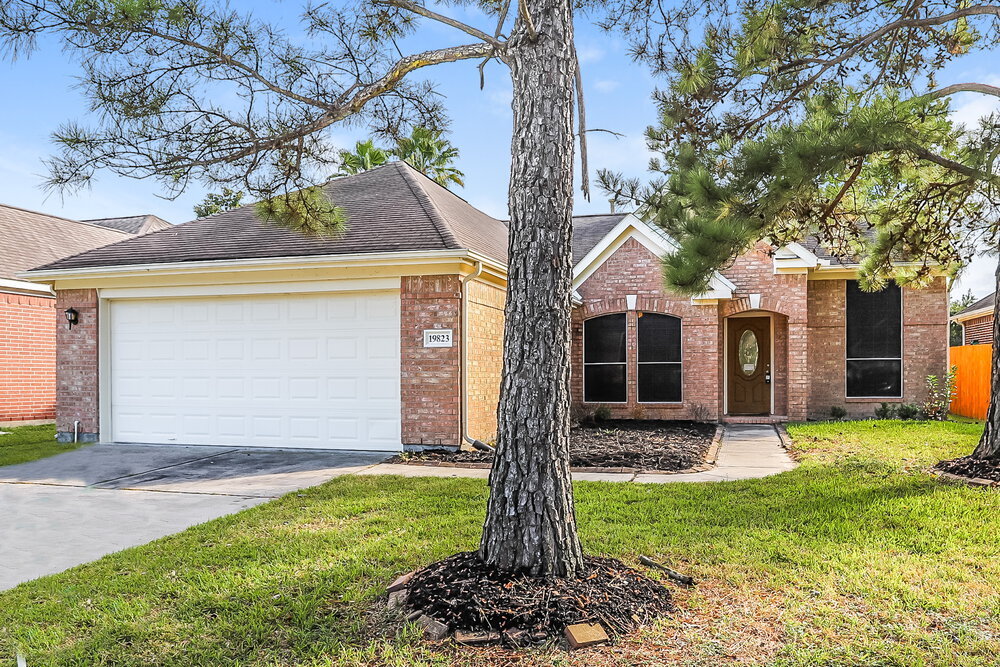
[774, 424, 793, 450]
[395, 423, 726, 477]
[933, 470, 999, 488]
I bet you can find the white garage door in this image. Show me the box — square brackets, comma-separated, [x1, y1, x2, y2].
[109, 291, 401, 451]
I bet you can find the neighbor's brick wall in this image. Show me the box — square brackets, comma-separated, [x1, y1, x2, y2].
[400, 275, 462, 447]
[466, 279, 505, 443]
[962, 314, 993, 345]
[806, 277, 949, 419]
[55, 289, 100, 440]
[0, 291, 56, 423]
[573, 237, 721, 420]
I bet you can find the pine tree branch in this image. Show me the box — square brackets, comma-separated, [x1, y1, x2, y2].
[928, 83, 1000, 99]
[820, 158, 864, 223]
[373, 0, 504, 49]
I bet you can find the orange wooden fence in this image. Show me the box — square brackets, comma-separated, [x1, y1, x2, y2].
[950, 345, 992, 420]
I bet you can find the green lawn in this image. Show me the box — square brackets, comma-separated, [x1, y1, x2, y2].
[1, 420, 998, 665]
[0, 423, 82, 468]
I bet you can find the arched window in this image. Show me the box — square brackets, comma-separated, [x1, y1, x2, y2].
[637, 313, 682, 403]
[583, 314, 626, 402]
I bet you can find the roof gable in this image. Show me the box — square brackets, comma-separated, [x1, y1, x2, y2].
[84, 214, 173, 235]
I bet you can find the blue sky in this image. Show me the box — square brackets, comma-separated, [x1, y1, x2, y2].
[0, 3, 996, 297]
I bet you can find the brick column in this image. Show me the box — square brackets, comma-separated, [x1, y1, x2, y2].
[55, 289, 100, 442]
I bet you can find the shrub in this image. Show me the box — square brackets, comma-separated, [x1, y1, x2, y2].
[593, 405, 612, 421]
[874, 403, 897, 420]
[923, 366, 958, 421]
[897, 403, 921, 420]
[829, 406, 848, 420]
[686, 402, 713, 422]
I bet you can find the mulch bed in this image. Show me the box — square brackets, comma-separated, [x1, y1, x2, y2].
[404, 551, 675, 647]
[935, 456, 1000, 484]
[391, 420, 716, 472]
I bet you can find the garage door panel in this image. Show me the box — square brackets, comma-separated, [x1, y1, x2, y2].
[110, 292, 401, 450]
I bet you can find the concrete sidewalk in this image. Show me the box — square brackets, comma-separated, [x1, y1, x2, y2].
[356, 424, 797, 483]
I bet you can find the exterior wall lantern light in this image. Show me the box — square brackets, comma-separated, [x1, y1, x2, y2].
[64, 307, 79, 329]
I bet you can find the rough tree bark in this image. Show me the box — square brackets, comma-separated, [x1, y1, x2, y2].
[478, 0, 586, 578]
[972, 257, 1000, 460]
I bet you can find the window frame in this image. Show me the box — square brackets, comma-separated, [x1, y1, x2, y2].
[582, 313, 628, 404]
[845, 281, 904, 399]
[636, 312, 683, 404]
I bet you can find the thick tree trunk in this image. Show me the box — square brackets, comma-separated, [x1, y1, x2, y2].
[478, 0, 585, 578]
[972, 257, 1000, 460]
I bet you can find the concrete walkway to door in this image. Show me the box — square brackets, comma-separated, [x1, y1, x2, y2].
[357, 424, 797, 482]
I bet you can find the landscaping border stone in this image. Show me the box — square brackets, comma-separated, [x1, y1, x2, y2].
[933, 470, 999, 488]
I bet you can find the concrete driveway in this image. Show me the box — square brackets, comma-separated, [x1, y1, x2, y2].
[0, 444, 387, 591]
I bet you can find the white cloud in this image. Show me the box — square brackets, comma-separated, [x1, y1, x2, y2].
[947, 76, 1000, 129]
[576, 43, 605, 64]
[593, 79, 621, 94]
[952, 250, 998, 300]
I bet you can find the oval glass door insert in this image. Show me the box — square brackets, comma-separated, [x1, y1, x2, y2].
[739, 329, 759, 375]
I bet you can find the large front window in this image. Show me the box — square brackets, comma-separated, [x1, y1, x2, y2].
[583, 314, 626, 402]
[846, 281, 902, 398]
[637, 313, 682, 402]
[583, 312, 682, 403]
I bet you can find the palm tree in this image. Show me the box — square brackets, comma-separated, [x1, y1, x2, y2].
[393, 127, 465, 188]
[335, 140, 390, 176]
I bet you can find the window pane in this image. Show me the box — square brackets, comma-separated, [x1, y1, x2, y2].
[584, 364, 626, 402]
[847, 282, 901, 358]
[638, 363, 682, 402]
[637, 313, 681, 362]
[584, 314, 626, 363]
[847, 359, 902, 397]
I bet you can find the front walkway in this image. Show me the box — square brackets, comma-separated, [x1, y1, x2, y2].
[356, 424, 797, 483]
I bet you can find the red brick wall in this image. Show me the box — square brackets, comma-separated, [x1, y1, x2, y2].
[962, 314, 993, 346]
[400, 275, 462, 447]
[806, 277, 948, 419]
[0, 291, 56, 423]
[573, 238, 721, 420]
[55, 289, 100, 440]
[466, 279, 505, 443]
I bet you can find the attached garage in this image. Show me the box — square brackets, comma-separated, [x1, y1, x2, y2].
[108, 291, 401, 450]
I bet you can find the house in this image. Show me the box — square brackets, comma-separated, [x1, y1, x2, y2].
[0, 205, 151, 425]
[22, 162, 948, 449]
[951, 292, 994, 346]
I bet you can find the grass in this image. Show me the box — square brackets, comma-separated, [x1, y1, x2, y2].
[0, 423, 82, 468]
[1, 420, 998, 665]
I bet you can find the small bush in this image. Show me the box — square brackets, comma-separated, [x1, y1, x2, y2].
[593, 405, 612, 421]
[923, 366, 958, 421]
[829, 406, 848, 420]
[686, 402, 713, 422]
[897, 403, 921, 420]
[874, 403, 897, 420]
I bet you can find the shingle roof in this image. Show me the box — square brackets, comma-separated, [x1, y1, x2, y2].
[571, 213, 628, 265]
[34, 162, 509, 272]
[0, 204, 132, 281]
[84, 214, 173, 235]
[954, 292, 995, 318]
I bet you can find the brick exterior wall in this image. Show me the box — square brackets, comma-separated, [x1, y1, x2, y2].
[55, 289, 100, 441]
[400, 275, 462, 447]
[962, 314, 993, 345]
[806, 277, 949, 419]
[466, 279, 505, 443]
[0, 291, 56, 423]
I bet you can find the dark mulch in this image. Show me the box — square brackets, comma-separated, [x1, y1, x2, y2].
[391, 420, 716, 471]
[935, 456, 1000, 483]
[405, 551, 675, 646]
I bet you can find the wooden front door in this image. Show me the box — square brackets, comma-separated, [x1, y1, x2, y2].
[727, 317, 771, 415]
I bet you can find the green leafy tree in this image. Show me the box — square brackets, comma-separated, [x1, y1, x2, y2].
[950, 289, 978, 346]
[0, 0, 675, 586]
[599, 0, 1000, 462]
[193, 187, 244, 218]
[335, 139, 391, 176]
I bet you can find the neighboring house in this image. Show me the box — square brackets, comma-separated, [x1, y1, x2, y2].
[23, 162, 948, 449]
[84, 214, 173, 235]
[0, 205, 137, 425]
[951, 292, 994, 346]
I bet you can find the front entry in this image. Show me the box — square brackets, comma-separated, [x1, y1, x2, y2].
[727, 317, 771, 415]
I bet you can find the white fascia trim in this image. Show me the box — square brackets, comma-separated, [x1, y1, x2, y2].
[0, 277, 54, 296]
[571, 214, 733, 300]
[99, 277, 401, 300]
[19, 249, 507, 284]
[951, 306, 994, 323]
[773, 242, 827, 273]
